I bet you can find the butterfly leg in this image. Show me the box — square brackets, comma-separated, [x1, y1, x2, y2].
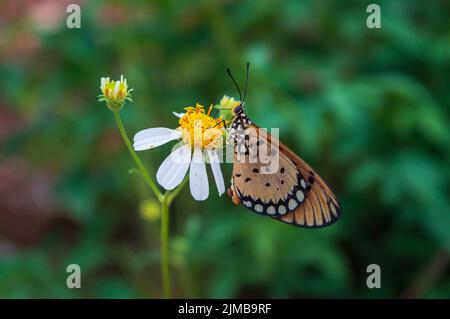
[212, 119, 228, 129]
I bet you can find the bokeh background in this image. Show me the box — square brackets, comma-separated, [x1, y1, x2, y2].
[1, 0, 450, 298]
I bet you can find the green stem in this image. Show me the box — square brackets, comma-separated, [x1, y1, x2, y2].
[113, 110, 189, 298]
[161, 194, 171, 298]
[113, 111, 163, 201]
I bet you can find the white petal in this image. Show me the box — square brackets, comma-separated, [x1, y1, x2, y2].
[113, 81, 120, 97]
[100, 77, 106, 90]
[172, 111, 185, 118]
[133, 127, 181, 151]
[156, 143, 191, 190]
[189, 147, 209, 201]
[207, 149, 225, 196]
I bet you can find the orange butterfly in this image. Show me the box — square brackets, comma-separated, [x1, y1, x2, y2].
[225, 64, 340, 228]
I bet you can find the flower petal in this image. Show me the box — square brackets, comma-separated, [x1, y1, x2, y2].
[156, 143, 191, 190]
[189, 147, 209, 201]
[207, 149, 225, 196]
[113, 81, 120, 97]
[133, 128, 181, 151]
[172, 111, 185, 118]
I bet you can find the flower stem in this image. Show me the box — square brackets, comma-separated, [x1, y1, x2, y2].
[160, 194, 171, 298]
[113, 110, 189, 298]
[113, 111, 163, 201]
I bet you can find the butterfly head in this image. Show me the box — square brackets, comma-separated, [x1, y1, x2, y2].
[232, 102, 245, 116]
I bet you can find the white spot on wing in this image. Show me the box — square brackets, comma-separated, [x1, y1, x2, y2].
[300, 179, 306, 189]
[296, 190, 304, 202]
[288, 199, 297, 210]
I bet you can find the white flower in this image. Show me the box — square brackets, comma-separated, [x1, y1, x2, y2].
[133, 104, 226, 201]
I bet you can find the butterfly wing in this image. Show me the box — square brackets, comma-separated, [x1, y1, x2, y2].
[229, 123, 340, 228]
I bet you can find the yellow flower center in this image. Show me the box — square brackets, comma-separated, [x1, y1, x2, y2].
[102, 81, 128, 101]
[178, 103, 225, 149]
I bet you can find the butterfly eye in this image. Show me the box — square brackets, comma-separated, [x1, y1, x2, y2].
[233, 104, 243, 115]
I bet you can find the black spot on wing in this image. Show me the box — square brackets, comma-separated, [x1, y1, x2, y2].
[236, 172, 309, 218]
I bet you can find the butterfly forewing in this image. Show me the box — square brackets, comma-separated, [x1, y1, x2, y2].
[229, 120, 340, 228]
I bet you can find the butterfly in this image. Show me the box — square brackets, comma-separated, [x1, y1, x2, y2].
[225, 63, 340, 228]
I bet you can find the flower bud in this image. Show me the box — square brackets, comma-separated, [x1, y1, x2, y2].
[98, 75, 133, 112]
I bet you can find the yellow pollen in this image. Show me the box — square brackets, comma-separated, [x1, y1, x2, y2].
[177, 103, 225, 149]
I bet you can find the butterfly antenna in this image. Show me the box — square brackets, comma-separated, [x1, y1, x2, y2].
[243, 62, 250, 102]
[226, 68, 243, 102]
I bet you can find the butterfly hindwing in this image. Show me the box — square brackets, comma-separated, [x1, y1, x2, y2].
[229, 122, 340, 228]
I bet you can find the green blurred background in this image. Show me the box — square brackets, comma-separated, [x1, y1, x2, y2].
[1, 0, 449, 298]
